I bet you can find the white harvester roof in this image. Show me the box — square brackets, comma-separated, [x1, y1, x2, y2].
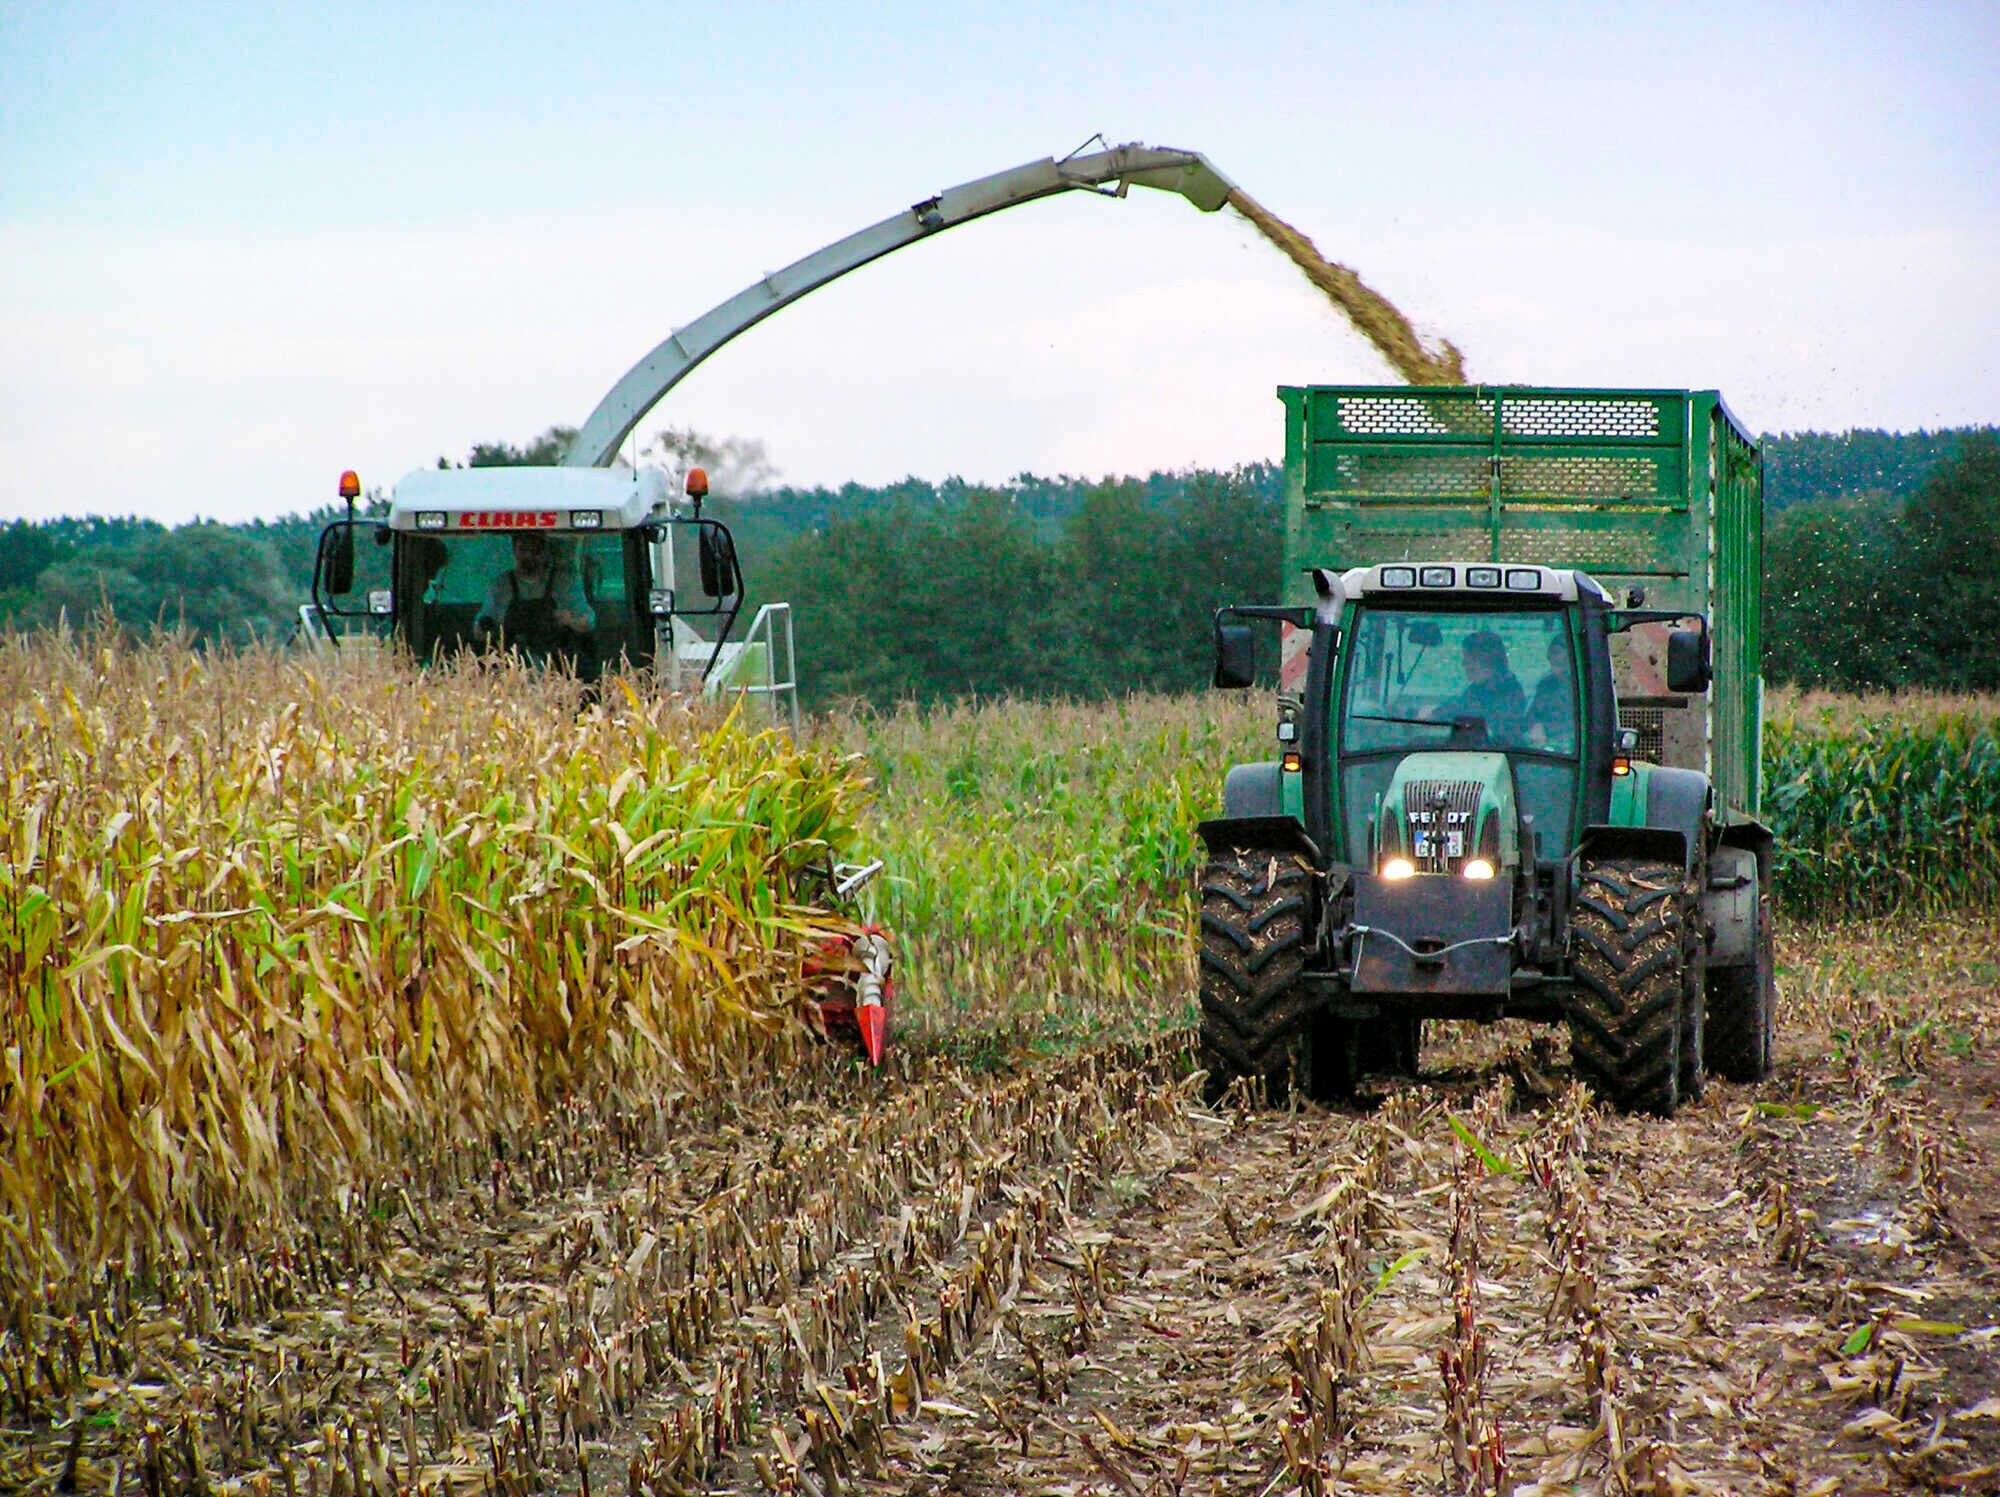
[385, 467, 671, 533]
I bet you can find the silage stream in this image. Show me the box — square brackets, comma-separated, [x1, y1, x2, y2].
[1227, 190, 1465, 387]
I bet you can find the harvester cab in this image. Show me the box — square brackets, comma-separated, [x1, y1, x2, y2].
[309, 465, 798, 721]
[1199, 386, 1776, 1116]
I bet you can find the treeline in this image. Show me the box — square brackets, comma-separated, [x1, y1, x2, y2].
[1762, 427, 1982, 511]
[1765, 432, 2000, 689]
[732, 429, 2000, 702]
[741, 467, 1284, 702]
[0, 513, 339, 647]
[3, 428, 1996, 700]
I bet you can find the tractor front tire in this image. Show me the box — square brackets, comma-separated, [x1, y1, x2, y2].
[1567, 857, 1692, 1117]
[1198, 848, 1314, 1104]
[1706, 889, 1776, 1082]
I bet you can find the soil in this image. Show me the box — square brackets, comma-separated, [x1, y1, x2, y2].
[6, 960, 2000, 1497]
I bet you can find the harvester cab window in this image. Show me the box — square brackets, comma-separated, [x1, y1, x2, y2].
[400, 532, 634, 674]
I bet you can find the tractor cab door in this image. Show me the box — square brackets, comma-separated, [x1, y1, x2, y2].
[311, 519, 395, 642]
[645, 517, 744, 686]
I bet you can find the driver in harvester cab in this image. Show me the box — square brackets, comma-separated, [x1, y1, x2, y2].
[1426, 629, 1526, 740]
[474, 533, 595, 666]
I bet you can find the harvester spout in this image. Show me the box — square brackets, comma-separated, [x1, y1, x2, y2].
[564, 141, 1243, 469]
[1103, 146, 1237, 212]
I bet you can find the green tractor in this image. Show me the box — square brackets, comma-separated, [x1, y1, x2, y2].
[1199, 386, 1776, 1115]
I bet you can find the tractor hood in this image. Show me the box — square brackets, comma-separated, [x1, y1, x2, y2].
[1373, 751, 1519, 875]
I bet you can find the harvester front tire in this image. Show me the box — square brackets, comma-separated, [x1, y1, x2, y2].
[1706, 889, 1775, 1082]
[1198, 848, 1314, 1105]
[1567, 858, 1691, 1117]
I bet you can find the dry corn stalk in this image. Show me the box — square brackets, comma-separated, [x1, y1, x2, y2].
[0, 633, 877, 1318]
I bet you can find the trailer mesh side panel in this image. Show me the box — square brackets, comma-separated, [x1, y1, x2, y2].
[1311, 450, 1488, 499]
[1290, 386, 1707, 583]
[1497, 453, 1677, 501]
[1497, 396, 1664, 439]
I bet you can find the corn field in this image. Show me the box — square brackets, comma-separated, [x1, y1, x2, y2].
[1, 631, 874, 1322]
[842, 688, 2000, 1046]
[4, 636, 2000, 1495]
[1765, 694, 2000, 917]
[828, 694, 1266, 1051]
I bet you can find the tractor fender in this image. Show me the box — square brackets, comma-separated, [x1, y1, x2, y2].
[1575, 824, 1689, 871]
[1705, 819, 1776, 968]
[1582, 765, 1708, 873]
[1644, 766, 1711, 870]
[1196, 813, 1320, 864]
[1703, 845, 1760, 967]
[1221, 761, 1283, 820]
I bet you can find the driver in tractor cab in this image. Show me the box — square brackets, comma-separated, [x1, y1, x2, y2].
[1425, 629, 1526, 741]
[474, 533, 596, 670]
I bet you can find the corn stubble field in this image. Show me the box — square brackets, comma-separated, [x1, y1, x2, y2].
[5, 635, 2000, 1497]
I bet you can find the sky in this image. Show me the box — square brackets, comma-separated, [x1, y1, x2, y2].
[3, 0, 1996, 524]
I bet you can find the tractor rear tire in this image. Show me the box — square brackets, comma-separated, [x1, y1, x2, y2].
[1567, 857, 1692, 1117]
[1706, 889, 1776, 1082]
[1197, 848, 1314, 1104]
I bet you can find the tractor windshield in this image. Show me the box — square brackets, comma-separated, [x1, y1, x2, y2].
[1337, 606, 1580, 863]
[1340, 609, 1576, 756]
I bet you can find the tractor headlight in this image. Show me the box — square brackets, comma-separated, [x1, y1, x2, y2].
[1381, 857, 1416, 880]
[1462, 858, 1496, 880]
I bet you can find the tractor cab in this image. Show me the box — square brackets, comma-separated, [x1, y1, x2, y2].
[1214, 562, 1698, 882]
[310, 467, 796, 718]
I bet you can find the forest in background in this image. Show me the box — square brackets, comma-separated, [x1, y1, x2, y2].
[3, 425, 1996, 701]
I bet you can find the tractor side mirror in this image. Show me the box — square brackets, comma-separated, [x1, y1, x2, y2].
[1213, 621, 1255, 689]
[311, 519, 389, 620]
[698, 525, 738, 598]
[1667, 628, 1711, 693]
[325, 526, 356, 595]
